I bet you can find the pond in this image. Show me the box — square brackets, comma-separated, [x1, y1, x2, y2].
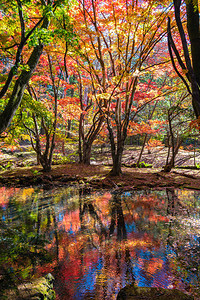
[1, 186, 200, 299]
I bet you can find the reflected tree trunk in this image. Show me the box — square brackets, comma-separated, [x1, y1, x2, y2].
[166, 187, 188, 216]
[125, 247, 135, 283]
[79, 188, 107, 238]
[166, 188, 176, 216]
[52, 206, 59, 262]
[109, 193, 127, 241]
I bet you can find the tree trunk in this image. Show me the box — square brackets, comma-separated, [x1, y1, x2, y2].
[0, 18, 49, 134]
[163, 136, 183, 172]
[107, 118, 124, 176]
[41, 160, 52, 172]
[109, 148, 123, 176]
[78, 109, 104, 164]
[186, 1, 200, 87]
[137, 134, 148, 167]
[82, 142, 92, 165]
[194, 138, 196, 166]
[37, 151, 52, 172]
[78, 113, 84, 163]
[67, 119, 71, 138]
[172, 0, 200, 117]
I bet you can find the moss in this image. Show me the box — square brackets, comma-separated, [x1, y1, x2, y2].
[117, 284, 194, 300]
[3, 273, 55, 300]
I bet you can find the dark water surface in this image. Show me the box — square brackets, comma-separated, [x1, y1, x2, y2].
[1, 186, 200, 299]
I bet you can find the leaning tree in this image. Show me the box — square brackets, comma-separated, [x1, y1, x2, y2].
[0, 0, 70, 135]
[168, 0, 200, 118]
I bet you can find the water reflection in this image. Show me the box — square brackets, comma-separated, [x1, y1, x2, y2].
[1, 186, 200, 299]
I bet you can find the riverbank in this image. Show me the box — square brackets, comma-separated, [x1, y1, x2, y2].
[0, 163, 200, 190]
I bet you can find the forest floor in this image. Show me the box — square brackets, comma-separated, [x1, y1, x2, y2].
[0, 145, 200, 190]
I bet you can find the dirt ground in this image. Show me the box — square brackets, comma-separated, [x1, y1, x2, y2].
[0, 162, 200, 190]
[0, 146, 200, 190]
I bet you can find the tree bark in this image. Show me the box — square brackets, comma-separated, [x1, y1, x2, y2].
[78, 111, 104, 165]
[137, 134, 149, 167]
[82, 142, 92, 165]
[110, 152, 123, 176]
[186, 0, 200, 86]
[171, 0, 200, 117]
[107, 119, 124, 176]
[163, 136, 183, 172]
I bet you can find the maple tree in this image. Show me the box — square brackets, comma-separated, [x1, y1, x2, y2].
[70, 0, 172, 174]
[77, 71, 105, 165]
[25, 54, 60, 171]
[22, 47, 81, 171]
[0, 0, 81, 171]
[60, 56, 103, 165]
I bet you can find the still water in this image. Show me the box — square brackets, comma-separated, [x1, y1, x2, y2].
[1, 186, 200, 299]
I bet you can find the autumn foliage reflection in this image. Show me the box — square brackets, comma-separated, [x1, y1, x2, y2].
[1, 187, 200, 299]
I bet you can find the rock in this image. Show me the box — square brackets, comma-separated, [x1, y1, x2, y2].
[2, 273, 55, 300]
[117, 284, 194, 300]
